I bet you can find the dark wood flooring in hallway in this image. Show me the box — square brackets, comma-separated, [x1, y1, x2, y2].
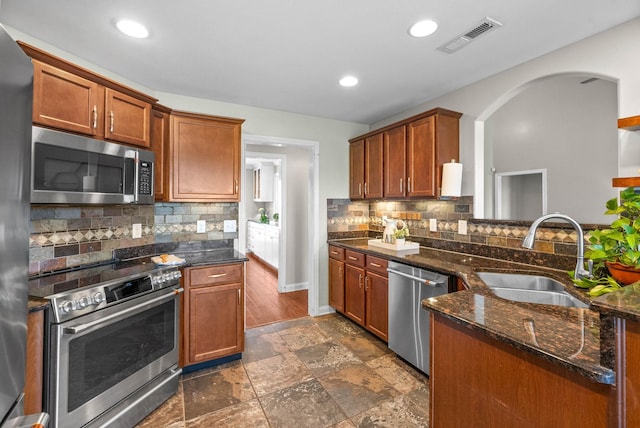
[245, 253, 308, 328]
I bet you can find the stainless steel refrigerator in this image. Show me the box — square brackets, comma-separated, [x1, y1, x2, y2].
[0, 21, 48, 428]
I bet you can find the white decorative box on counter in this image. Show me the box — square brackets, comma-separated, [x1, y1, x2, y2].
[368, 239, 420, 254]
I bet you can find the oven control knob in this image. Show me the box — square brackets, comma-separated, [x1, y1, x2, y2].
[60, 300, 76, 314]
[158, 274, 166, 283]
[77, 296, 90, 309]
[92, 292, 105, 305]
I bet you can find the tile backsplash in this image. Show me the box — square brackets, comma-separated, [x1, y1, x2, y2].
[327, 197, 598, 271]
[29, 202, 238, 275]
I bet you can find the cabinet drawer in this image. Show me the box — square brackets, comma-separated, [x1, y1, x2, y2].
[366, 255, 388, 276]
[329, 246, 345, 261]
[188, 263, 243, 287]
[345, 250, 365, 267]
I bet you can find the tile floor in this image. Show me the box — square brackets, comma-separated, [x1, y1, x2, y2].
[136, 314, 430, 427]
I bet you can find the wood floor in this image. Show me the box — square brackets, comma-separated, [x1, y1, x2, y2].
[245, 253, 308, 328]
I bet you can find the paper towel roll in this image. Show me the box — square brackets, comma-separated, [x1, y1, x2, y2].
[441, 161, 462, 197]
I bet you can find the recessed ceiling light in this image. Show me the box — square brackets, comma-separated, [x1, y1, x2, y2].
[409, 20, 438, 38]
[116, 19, 149, 38]
[339, 76, 358, 87]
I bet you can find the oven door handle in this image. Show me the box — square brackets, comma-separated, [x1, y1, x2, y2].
[63, 287, 184, 335]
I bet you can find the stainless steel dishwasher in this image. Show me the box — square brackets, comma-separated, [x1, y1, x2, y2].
[388, 261, 453, 375]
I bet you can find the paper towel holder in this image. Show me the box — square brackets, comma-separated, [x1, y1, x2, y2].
[440, 159, 462, 199]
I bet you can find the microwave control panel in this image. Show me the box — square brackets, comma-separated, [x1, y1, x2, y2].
[139, 161, 152, 195]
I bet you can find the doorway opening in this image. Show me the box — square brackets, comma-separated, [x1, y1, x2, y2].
[239, 134, 319, 328]
[494, 169, 547, 221]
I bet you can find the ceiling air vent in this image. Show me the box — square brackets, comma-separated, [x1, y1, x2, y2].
[438, 17, 502, 54]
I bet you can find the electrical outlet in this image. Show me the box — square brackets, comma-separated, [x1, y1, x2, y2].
[429, 218, 437, 232]
[132, 223, 142, 239]
[196, 220, 206, 233]
[458, 220, 468, 235]
[223, 220, 237, 233]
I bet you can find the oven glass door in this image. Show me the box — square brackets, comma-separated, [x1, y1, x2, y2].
[49, 288, 179, 428]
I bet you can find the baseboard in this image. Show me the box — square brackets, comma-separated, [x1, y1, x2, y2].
[282, 281, 308, 292]
[316, 305, 336, 316]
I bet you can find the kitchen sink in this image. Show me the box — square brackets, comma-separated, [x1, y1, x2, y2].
[476, 272, 588, 308]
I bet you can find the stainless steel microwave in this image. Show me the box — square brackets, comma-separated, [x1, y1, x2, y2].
[31, 126, 154, 204]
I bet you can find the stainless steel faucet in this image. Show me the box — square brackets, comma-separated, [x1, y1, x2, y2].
[522, 213, 593, 280]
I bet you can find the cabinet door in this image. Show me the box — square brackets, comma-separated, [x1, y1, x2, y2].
[349, 139, 365, 199]
[32, 60, 102, 136]
[151, 108, 170, 200]
[170, 113, 243, 201]
[407, 116, 436, 197]
[365, 271, 388, 341]
[364, 133, 384, 198]
[329, 258, 345, 313]
[186, 283, 244, 365]
[384, 126, 407, 198]
[345, 264, 366, 325]
[104, 88, 151, 147]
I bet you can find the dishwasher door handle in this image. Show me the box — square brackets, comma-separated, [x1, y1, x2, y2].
[387, 268, 439, 285]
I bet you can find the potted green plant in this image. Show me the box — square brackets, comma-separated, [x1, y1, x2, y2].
[258, 207, 269, 224]
[573, 187, 640, 295]
[272, 213, 279, 225]
[394, 220, 410, 245]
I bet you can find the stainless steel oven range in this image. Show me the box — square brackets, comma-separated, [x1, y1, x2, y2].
[29, 261, 183, 428]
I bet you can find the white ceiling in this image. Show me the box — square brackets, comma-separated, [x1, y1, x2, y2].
[1, 1, 639, 125]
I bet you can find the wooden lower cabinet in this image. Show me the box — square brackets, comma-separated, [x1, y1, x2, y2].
[328, 245, 345, 313]
[182, 263, 245, 367]
[431, 313, 614, 427]
[24, 310, 44, 414]
[620, 317, 640, 427]
[342, 249, 388, 341]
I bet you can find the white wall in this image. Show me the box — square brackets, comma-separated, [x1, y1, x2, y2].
[487, 76, 618, 223]
[370, 18, 640, 206]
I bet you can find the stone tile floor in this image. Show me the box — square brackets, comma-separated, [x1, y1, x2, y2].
[136, 314, 430, 427]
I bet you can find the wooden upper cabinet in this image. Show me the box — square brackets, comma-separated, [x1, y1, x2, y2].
[104, 88, 151, 147]
[349, 134, 383, 200]
[170, 111, 244, 202]
[349, 139, 365, 199]
[349, 107, 461, 200]
[407, 116, 437, 197]
[383, 125, 407, 198]
[151, 105, 171, 201]
[364, 133, 384, 198]
[22, 42, 156, 148]
[32, 60, 102, 137]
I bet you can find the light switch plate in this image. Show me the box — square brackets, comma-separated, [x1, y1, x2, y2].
[196, 220, 206, 233]
[132, 223, 142, 239]
[458, 220, 468, 235]
[429, 218, 437, 232]
[223, 220, 237, 233]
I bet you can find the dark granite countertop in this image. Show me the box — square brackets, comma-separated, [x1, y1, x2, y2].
[174, 248, 248, 267]
[328, 238, 615, 385]
[592, 282, 640, 321]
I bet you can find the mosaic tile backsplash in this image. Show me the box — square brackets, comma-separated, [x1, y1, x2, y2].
[327, 197, 598, 271]
[29, 202, 238, 275]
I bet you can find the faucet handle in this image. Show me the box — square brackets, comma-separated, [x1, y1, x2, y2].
[587, 259, 593, 278]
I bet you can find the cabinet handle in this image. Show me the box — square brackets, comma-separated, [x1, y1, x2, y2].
[365, 276, 369, 291]
[237, 288, 241, 305]
[92, 105, 97, 129]
[235, 180, 239, 194]
[330, 250, 339, 255]
[407, 177, 412, 192]
[109, 111, 114, 133]
[358, 183, 362, 196]
[369, 262, 382, 268]
[208, 273, 227, 278]
[400, 178, 403, 193]
[348, 256, 358, 261]
[364, 182, 368, 195]
[358, 273, 363, 288]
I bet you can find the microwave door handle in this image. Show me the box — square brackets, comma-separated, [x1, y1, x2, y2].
[124, 150, 138, 203]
